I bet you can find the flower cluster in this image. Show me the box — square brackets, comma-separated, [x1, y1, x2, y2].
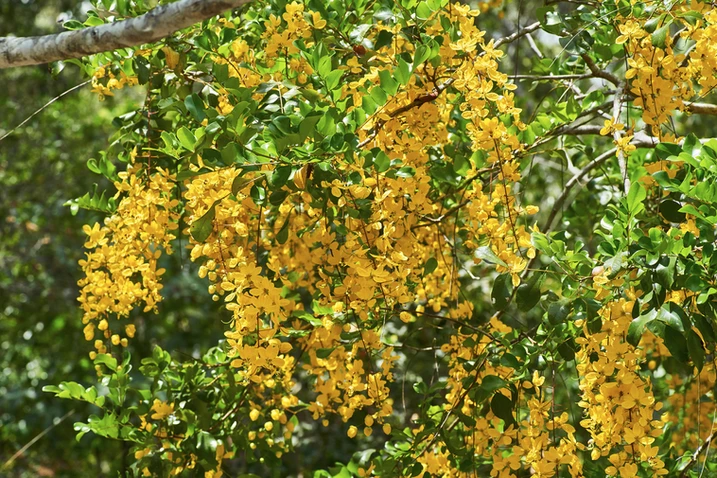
[78, 163, 178, 360]
[575, 298, 668, 477]
[91, 64, 139, 100]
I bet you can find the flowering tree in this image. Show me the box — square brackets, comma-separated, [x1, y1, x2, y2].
[9, 0, 717, 476]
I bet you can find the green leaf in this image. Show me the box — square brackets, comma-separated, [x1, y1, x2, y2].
[325, 70, 343, 91]
[679, 204, 707, 221]
[693, 314, 716, 343]
[293, 310, 321, 326]
[475, 246, 508, 267]
[651, 24, 669, 48]
[492, 274, 512, 310]
[659, 199, 686, 223]
[185, 93, 206, 122]
[516, 276, 542, 312]
[416, 1, 433, 19]
[270, 115, 293, 136]
[299, 114, 322, 141]
[413, 381, 428, 394]
[547, 300, 570, 325]
[374, 30, 394, 50]
[657, 303, 686, 332]
[315, 348, 334, 359]
[231, 175, 253, 196]
[663, 325, 690, 364]
[250, 184, 267, 205]
[413, 44, 430, 69]
[269, 190, 288, 206]
[370, 86, 388, 106]
[270, 166, 292, 188]
[480, 375, 507, 395]
[191, 202, 217, 242]
[490, 392, 515, 427]
[423, 257, 438, 275]
[627, 309, 657, 346]
[500, 353, 520, 369]
[557, 340, 576, 361]
[395, 59, 411, 86]
[177, 127, 197, 151]
[373, 150, 391, 173]
[643, 15, 664, 33]
[94, 354, 118, 370]
[626, 181, 646, 215]
[42, 385, 61, 394]
[686, 329, 705, 372]
[86, 158, 101, 174]
[378, 69, 399, 96]
[655, 256, 676, 289]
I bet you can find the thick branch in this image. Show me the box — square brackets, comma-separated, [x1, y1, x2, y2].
[580, 53, 620, 86]
[494, 22, 541, 48]
[685, 101, 717, 115]
[0, 0, 251, 69]
[558, 124, 659, 146]
[510, 73, 592, 81]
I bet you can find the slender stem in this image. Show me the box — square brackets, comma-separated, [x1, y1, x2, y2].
[2, 409, 76, 470]
[680, 428, 717, 478]
[0, 80, 91, 143]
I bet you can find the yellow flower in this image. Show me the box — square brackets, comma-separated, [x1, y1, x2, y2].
[82, 223, 107, 249]
[150, 399, 174, 420]
[311, 11, 326, 29]
[599, 118, 625, 136]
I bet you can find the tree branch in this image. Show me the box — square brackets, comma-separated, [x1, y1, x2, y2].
[543, 147, 617, 234]
[612, 82, 630, 194]
[679, 428, 717, 478]
[2, 409, 75, 470]
[510, 73, 592, 81]
[0, 0, 252, 69]
[494, 22, 541, 48]
[357, 79, 455, 148]
[357, 23, 541, 149]
[580, 53, 620, 86]
[685, 101, 717, 115]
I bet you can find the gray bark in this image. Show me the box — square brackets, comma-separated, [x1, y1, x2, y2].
[0, 0, 252, 69]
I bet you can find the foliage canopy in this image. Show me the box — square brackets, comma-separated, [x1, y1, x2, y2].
[5, 0, 717, 477]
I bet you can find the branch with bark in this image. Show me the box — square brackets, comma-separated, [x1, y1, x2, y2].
[0, 0, 252, 69]
[357, 22, 542, 149]
[679, 428, 717, 478]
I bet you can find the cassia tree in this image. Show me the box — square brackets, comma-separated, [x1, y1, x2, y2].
[8, 0, 717, 476]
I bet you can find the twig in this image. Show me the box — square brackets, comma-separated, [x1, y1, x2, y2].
[685, 102, 717, 116]
[580, 53, 620, 86]
[494, 22, 542, 48]
[2, 409, 76, 470]
[357, 79, 454, 148]
[510, 73, 592, 81]
[0, 79, 91, 143]
[680, 428, 717, 478]
[612, 81, 629, 194]
[543, 147, 617, 234]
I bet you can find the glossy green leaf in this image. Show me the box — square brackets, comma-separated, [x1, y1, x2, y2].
[190, 202, 217, 242]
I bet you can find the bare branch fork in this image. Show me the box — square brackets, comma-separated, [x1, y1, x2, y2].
[0, 0, 252, 69]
